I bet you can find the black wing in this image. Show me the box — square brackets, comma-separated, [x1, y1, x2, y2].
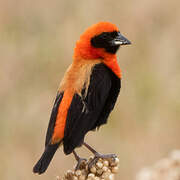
[91, 65, 121, 129]
[45, 93, 63, 146]
[63, 63, 121, 154]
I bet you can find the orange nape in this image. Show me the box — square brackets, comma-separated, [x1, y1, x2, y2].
[51, 90, 74, 143]
[73, 22, 119, 60]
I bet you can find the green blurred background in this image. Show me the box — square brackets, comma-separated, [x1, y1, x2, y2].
[0, 0, 180, 179]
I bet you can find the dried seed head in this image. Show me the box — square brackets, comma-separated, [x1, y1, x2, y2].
[75, 169, 81, 176]
[111, 166, 119, 174]
[89, 156, 94, 161]
[114, 158, 119, 165]
[65, 170, 74, 179]
[102, 166, 108, 172]
[88, 173, 95, 178]
[90, 166, 97, 174]
[109, 174, 115, 180]
[110, 158, 119, 167]
[96, 162, 103, 169]
[81, 169, 87, 175]
[58, 154, 119, 180]
[103, 160, 109, 167]
[107, 169, 111, 173]
[79, 175, 86, 180]
[94, 176, 100, 180]
[102, 172, 111, 179]
[96, 168, 103, 175]
[72, 176, 78, 180]
[67, 170, 73, 174]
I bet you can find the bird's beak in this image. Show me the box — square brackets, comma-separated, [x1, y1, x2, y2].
[113, 32, 131, 46]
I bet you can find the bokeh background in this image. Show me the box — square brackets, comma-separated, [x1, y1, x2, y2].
[0, 0, 180, 179]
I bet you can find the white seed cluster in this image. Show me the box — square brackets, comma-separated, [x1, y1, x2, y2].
[57, 155, 119, 180]
[136, 150, 180, 180]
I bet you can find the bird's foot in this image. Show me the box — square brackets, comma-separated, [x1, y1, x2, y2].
[73, 150, 87, 170]
[88, 152, 117, 169]
[74, 157, 87, 170]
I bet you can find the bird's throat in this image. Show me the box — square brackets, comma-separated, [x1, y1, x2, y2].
[103, 57, 121, 78]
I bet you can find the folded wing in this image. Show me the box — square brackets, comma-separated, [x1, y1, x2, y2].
[63, 63, 121, 154]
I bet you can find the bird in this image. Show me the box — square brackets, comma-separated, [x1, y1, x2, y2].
[33, 22, 131, 174]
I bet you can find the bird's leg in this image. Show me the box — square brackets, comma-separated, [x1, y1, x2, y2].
[83, 142, 116, 159]
[83, 142, 117, 168]
[72, 150, 87, 170]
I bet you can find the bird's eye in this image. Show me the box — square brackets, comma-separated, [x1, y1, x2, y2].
[99, 32, 109, 40]
[110, 31, 120, 38]
[99, 31, 120, 41]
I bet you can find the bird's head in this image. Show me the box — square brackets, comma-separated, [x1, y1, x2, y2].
[74, 22, 131, 60]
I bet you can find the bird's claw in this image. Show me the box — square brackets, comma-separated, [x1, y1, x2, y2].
[75, 158, 87, 170]
[88, 153, 117, 169]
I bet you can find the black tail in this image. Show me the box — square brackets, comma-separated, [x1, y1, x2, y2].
[33, 143, 60, 174]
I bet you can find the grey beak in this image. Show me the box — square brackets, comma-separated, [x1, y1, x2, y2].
[113, 32, 131, 45]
